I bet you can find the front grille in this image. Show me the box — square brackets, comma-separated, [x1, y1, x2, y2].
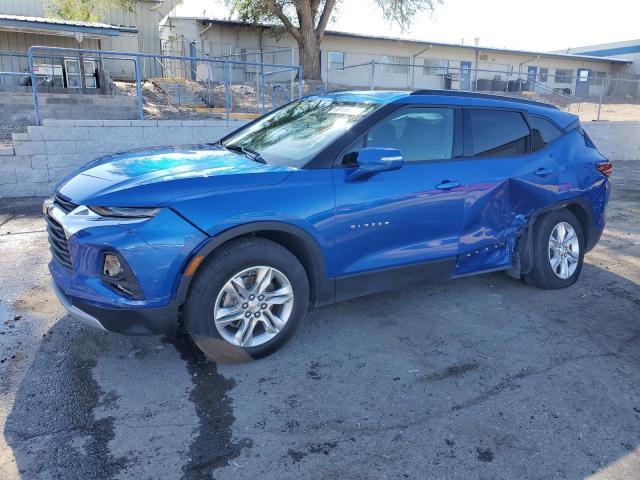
[46, 194, 77, 270]
[46, 215, 73, 269]
[54, 194, 78, 214]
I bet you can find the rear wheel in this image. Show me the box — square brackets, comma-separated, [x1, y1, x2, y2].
[184, 237, 309, 362]
[524, 209, 585, 289]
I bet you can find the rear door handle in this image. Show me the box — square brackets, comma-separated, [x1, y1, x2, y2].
[436, 180, 459, 190]
[534, 168, 553, 176]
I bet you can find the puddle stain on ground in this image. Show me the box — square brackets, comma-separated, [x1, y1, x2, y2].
[165, 329, 252, 480]
[419, 361, 480, 382]
[3, 322, 127, 479]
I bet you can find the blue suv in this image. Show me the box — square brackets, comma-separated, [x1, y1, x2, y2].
[45, 90, 612, 361]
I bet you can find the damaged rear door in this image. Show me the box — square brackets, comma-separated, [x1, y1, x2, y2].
[455, 107, 559, 275]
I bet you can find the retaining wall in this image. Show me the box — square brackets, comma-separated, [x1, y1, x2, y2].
[582, 121, 640, 161]
[0, 93, 140, 124]
[1, 119, 247, 197]
[0, 120, 637, 198]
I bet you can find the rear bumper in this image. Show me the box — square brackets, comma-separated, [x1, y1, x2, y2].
[52, 280, 178, 335]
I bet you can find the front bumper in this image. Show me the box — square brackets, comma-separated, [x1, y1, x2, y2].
[52, 279, 178, 335]
[44, 196, 209, 335]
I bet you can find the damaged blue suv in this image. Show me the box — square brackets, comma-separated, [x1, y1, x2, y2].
[45, 90, 612, 361]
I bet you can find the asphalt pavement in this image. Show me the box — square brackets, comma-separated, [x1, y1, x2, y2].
[0, 162, 638, 480]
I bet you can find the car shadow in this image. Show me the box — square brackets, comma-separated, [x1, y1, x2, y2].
[3, 262, 639, 479]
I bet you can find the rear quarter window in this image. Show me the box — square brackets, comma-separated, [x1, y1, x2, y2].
[469, 109, 530, 158]
[529, 115, 564, 151]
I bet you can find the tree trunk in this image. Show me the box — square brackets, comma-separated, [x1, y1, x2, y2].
[297, 27, 321, 80]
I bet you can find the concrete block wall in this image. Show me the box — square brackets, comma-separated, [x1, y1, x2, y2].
[0, 120, 637, 198]
[582, 121, 640, 161]
[0, 93, 140, 124]
[1, 119, 247, 197]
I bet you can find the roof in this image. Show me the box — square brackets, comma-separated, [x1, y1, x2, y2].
[316, 90, 409, 104]
[568, 45, 640, 58]
[410, 89, 558, 109]
[555, 39, 640, 58]
[0, 14, 138, 37]
[316, 89, 576, 128]
[178, 16, 632, 65]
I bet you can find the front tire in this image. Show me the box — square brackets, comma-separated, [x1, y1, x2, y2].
[524, 209, 585, 289]
[184, 237, 309, 362]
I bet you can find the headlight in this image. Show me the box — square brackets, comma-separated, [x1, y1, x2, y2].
[88, 206, 161, 219]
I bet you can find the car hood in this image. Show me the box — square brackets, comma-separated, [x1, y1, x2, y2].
[57, 144, 294, 207]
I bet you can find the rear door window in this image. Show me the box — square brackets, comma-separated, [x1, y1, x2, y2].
[469, 109, 530, 157]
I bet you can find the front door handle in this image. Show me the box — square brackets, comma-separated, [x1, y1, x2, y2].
[436, 180, 459, 190]
[534, 167, 553, 176]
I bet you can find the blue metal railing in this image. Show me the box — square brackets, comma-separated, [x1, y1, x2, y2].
[9, 46, 304, 126]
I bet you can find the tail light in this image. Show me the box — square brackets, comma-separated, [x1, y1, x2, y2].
[596, 161, 613, 177]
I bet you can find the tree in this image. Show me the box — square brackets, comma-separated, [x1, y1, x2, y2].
[45, 0, 137, 22]
[227, 0, 441, 80]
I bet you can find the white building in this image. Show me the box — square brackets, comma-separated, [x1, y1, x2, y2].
[161, 16, 632, 98]
[0, 0, 178, 79]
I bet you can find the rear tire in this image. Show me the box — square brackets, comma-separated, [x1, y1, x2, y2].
[184, 237, 309, 362]
[524, 209, 585, 289]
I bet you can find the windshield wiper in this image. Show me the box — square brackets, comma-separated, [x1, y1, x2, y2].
[220, 143, 266, 164]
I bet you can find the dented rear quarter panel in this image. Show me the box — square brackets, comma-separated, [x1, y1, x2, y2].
[454, 129, 607, 276]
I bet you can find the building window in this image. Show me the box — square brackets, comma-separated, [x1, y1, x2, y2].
[554, 69, 573, 84]
[382, 56, 409, 74]
[539, 68, 548, 82]
[328, 51, 344, 71]
[423, 58, 446, 76]
[590, 71, 607, 85]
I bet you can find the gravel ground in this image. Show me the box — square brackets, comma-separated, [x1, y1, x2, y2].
[569, 99, 640, 121]
[0, 161, 638, 479]
[0, 124, 27, 148]
[114, 81, 220, 120]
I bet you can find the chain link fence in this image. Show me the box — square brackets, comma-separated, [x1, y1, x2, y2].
[324, 56, 640, 121]
[3, 44, 640, 126]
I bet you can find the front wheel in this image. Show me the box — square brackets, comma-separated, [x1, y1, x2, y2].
[184, 238, 309, 362]
[524, 209, 585, 289]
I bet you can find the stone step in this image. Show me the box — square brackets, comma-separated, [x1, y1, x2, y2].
[0, 146, 15, 156]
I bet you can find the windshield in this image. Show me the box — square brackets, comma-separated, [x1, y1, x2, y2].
[222, 97, 382, 168]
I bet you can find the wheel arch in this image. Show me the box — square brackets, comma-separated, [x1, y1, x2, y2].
[174, 221, 334, 308]
[514, 198, 596, 276]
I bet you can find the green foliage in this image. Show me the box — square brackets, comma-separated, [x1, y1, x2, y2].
[374, 0, 441, 31]
[226, 0, 441, 32]
[224, 0, 443, 79]
[45, 0, 137, 22]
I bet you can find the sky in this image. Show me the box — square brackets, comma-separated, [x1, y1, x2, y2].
[171, 0, 640, 52]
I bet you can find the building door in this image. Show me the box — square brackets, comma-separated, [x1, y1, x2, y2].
[189, 42, 198, 81]
[576, 68, 591, 96]
[460, 61, 472, 90]
[527, 65, 537, 91]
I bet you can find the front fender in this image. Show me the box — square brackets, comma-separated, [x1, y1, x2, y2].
[172, 220, 334, 308]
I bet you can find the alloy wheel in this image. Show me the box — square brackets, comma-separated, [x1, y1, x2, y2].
[213, 266, 294, 347]
[548, 221, 580, 279]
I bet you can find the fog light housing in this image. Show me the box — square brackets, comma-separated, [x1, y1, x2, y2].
[103, 254, 123, 277]
[101, 252, 144, 299]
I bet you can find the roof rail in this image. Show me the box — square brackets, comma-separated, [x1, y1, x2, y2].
[410, 89, 559, 110]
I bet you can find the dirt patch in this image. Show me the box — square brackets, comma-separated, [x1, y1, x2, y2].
[13, 285, 58, 319]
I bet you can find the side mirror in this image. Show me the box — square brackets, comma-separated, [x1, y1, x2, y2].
[349, 147, 403, 180]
